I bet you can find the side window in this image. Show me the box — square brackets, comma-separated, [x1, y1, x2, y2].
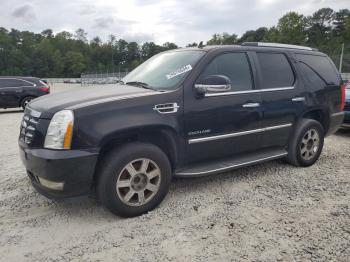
[295, 54, 340, 85]
[198, 53, 253, 91]
[256, 53, 295, 89]
[298, 63, 325, 87]
[0, 79, 30, 87]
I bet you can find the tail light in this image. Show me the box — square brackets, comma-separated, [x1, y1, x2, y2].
[39, 80, 50, 93]
[340, 83, 345, 111]
[40, 87, 50, 93]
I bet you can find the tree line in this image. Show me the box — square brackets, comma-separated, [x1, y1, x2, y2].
[0, 7, 349, 77]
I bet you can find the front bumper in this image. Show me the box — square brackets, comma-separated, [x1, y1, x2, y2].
[19, 144, 99, 198]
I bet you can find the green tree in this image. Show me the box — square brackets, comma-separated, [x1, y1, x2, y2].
[162, 42, 178, 50]
[239, 27, 268, 43]
[64, 51, 86, 77]
[41, 29, 53, 38]
[306, 8, 335, 47]
[75, 28, 88, 43]
[277, 12, 307, 45]
[186, 42, 198, 47]
[207, 33, 238, 45]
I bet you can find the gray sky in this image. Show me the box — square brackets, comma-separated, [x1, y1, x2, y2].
[0, 0, 349, 46]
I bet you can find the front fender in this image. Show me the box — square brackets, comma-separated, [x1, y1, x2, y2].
[71, 90, 184, 150]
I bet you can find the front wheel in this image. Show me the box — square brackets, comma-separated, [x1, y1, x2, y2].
[97, 142, 172, 217]
[286, 119, 324, 167]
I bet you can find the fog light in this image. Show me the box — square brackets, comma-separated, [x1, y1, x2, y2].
[37, 177, 64, 190]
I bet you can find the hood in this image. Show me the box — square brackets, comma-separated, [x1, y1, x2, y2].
[29, 84, 156, 116]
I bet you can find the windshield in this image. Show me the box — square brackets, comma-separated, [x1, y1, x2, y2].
[122, 50, 205, 90]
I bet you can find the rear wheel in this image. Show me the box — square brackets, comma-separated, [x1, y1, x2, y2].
[286, 119, 324, 167]
[97, 142, 172, 217]
[21, 96, 35, 110]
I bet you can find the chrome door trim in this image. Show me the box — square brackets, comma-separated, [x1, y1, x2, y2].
[242, 102, 260, 108]
[188, 123, 292, 144]
[176, 152, 288, 176]
[204, 86, 294, 97]
[291, 97, 305, 102]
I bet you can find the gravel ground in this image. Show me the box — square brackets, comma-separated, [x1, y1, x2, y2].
[0, 83, 349, 261]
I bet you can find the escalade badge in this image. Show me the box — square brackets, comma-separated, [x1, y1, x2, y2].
[188, 129, 211, 136]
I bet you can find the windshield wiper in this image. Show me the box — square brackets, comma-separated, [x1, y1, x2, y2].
[125, 81, 155, 91]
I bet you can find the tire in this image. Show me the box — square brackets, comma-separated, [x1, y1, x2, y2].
[286, 118, 324, 167]
[21, 96, 35, 110]
[97, 142, 172, 217]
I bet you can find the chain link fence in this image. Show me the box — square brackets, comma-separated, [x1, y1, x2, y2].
[80, 72, 128, 85]
[341, 73, 350, 81]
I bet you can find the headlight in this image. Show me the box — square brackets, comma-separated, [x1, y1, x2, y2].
[44, 110, 74, 149]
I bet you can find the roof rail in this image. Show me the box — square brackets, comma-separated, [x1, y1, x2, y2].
[241, 42, 318, 51]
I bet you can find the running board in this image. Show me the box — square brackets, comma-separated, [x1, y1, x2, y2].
[175, 149, 287, 177]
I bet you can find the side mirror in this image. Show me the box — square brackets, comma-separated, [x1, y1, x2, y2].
[195, 75, 231, 95]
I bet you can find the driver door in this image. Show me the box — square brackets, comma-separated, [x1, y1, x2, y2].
[183, 52, 263, 164]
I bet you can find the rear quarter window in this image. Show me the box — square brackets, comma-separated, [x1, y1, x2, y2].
[256, 53, 295, 89]
[295, 54, 340, 85]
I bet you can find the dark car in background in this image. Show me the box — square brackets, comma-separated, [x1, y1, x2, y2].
[0, 77, 50, 110]
[343, 81, 350, 127]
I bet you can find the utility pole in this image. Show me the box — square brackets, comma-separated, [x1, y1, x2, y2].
[339, 43, 344, 73]
[111, 43, 114, 76]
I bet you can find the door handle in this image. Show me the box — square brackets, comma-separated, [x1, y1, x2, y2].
[242, 103, 260, 108]
[292, 97, 305, 102]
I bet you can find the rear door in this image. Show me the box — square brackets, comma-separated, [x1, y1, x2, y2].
[0, 78, 30, 107]
[253, 51, 306, 149]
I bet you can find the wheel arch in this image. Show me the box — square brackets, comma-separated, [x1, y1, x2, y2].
[300, 107, 330, 133]
[20, 95, 37, 107]
[94, 125, 181, 182]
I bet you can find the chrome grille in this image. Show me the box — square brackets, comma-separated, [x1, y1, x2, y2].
[20, 108, 41, 144]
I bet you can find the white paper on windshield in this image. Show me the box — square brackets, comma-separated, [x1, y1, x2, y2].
[166, 65, 192, 80]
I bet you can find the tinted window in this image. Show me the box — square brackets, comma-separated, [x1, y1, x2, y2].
[298, 63, 325, 87]
[295, 54, 340, 85]
[0, 79, 32, 87]
[256, 53, 295, 89]
[198, 52, 253, 91]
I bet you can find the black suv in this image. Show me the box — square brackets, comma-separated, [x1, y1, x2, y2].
[0, 77, 50, 110]
[19, 43, 345, 217]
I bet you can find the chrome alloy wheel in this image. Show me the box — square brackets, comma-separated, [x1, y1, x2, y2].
[116, 158, 161, 206]
[300, 128, 320, 161]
